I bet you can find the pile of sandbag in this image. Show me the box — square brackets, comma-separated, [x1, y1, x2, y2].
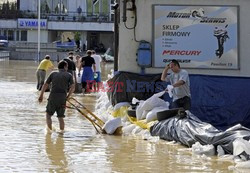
[133, 91, 169, 122]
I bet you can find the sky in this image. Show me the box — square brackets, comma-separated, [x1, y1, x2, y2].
[0, 0, 16, 6]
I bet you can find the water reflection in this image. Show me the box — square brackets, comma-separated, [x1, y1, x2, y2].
[46, 133, 68, 173]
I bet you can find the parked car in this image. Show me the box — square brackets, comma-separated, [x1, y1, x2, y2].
[0, 35, 8, 48]
[101, 48, 114, 62]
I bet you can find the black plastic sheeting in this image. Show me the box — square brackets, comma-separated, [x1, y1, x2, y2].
[107, 71, 165, 106]
[150, 112, 250, 154]
[107, 72, 250, 130]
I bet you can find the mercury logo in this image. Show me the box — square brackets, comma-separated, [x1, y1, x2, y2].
[162, 50, 201, 56]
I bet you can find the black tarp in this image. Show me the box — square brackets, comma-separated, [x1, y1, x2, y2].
[150, 112, 250, 154]
[107, 72, 250, 154]
[107, 72, 250, 130]
[106, 72, 165, 106]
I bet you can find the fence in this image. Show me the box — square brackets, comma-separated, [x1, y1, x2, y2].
[0, 51, 9, 59]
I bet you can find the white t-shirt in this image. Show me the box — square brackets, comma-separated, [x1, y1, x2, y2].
[92, 54, 102, 72]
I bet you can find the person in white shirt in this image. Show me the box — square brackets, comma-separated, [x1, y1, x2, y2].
[161, 59, 191, 110]
[91, 50, 102, 91]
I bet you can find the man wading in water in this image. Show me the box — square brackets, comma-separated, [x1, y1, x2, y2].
[38, 60, 75, 132]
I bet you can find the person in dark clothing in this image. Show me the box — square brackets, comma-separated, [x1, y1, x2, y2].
[38, 60, 75, 132]
[79, 50, 96, 94]
[63, 51, 77, 83]
[75, 40, 80, 51]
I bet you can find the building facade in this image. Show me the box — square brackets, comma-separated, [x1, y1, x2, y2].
[115, 0, 250, 131]
[117, 0, 250, 77]
[0, 0, 114, 52]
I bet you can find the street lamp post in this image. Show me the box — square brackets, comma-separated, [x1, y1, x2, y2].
[37, 0, 41, 62]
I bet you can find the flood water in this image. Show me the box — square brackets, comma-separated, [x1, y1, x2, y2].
[0, 59, 237, 172]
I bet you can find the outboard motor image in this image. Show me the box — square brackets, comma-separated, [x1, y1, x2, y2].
[213, 25, 230, 58]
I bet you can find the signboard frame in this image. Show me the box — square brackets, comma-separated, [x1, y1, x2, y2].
[17, 18, 47, 30]
[152, 4, 239, 69]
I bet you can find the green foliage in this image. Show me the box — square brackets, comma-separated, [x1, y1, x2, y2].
[74, 32, 80, 41]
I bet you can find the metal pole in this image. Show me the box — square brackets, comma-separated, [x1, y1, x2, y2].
[113, 2, 119, 72]
[37, 0, 41, 62]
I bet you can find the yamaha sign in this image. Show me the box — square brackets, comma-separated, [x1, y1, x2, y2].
[17, 18, 47, 29]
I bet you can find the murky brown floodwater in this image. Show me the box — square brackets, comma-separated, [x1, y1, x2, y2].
[0, 59, 237, 173]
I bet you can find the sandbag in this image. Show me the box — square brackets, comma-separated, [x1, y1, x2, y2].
[136, 91, 168, 120]
[102, 117, 122, 135]
[146, 106, 169, 123]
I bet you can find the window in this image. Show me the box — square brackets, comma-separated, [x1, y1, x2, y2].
[4, 30, 7, 37]
[8, 30, 14, 41]
[21, 31, 27, 41]
[52, 0, 68, 14]
[16, 30, 19, 41]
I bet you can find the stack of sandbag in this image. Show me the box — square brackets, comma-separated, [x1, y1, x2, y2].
[135, 91, 169, 122]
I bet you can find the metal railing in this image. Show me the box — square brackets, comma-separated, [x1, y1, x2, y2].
[0, 50, 9, 59]
[0, 10, 113, 23]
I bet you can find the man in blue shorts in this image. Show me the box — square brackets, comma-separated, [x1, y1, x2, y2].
[38, 60, 75, 131]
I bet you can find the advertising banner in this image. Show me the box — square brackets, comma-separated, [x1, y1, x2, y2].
[153, 5, 238, 69]
[17, 18, 47, 29]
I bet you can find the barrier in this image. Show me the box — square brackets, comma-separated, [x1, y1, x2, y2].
[0, 51, 9, 59]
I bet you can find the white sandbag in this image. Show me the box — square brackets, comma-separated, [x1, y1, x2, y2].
[142, 92, 167, 111]
[132, 97, 140, 104]
[113, 102, 130, 111]
[131, 126, 143, 135]
[135, 100, 145, 120]
[192, 142, 215, 156]
[141, 110, 150, 120]
[153, 91, 166, 98]
[217, 145, 225, 157]
[233, 138, 250, 156]
[122, 124, 137, 134]
[136, 94, 168, 120]
[102, 117, 122, 135]
[104, 101, 111, 110]
[235, 160, 250, 168]
[146, 106, 169, 122]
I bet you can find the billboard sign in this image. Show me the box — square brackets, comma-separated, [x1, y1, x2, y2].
[153, 5, 239, 69]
